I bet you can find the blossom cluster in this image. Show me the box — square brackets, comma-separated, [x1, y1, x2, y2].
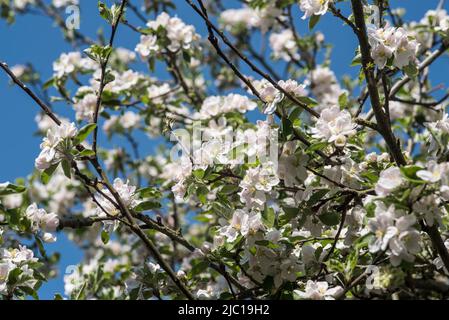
[35, 121, 78, 171]
[368, 25, 419, 69]
[25, 203, 59, 242]
[135, 12, 200, 58]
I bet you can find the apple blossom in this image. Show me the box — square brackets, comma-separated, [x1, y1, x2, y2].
[295, 280, 343, 300]
[375, 167, 404, 196]
[312, 105, 357, 146]
[300, 0, 330, 20]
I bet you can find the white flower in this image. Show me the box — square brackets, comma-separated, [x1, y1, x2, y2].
[416, 160, 446, 183]
[108, 70, 141, 92]
[121, 111, 141, 130]
[10, 64, 27, 78]
[368, 25, 419, 69]
[53, 52, 82, 78]
[172, 179, 187, 201]
[143, 12, 199, 53]
[35, 113, 70, 133]
[389, 101, 408, 120]
[278, 79, 308, 97]
[278, 142, 309, 187]
[312, 105, 357, 146]
[13, 0, 35, 10]
[269, 30, 299, 61]
[239, 162, 280, 209]
[220, 7, 258, 32]
[252, 79, 283, 114]
[224, 94, 257, 114]
[375, 167, 403, 196]
[253, 79, 280, 103]
[393, 28, 419, 68]
[368, 202, 420, 266]
[147, 83, 172, 104]
[35, 121, 78, 171]
[368, 203, 396, 252]
[198, 94, 257, 119]
[74, 93, 98, 121]
[135, 34, 159, 58]
[412, 194, 443, 227]
[114, 47, 136, 64]
[371, 42, 394, 69]
[388, 215, 421, 266]
[433, 113, 449, 134]
[97, 178, 140, 217]
[2, 245, 37, 265]
[219, 209, 264, 242]
[0, 261, 14, 294]
[56, 121, 78, 139]
[299, 0, 330, 20]
[25, 203, 59, 242]
[295, 280, 343, 300]
[52, 0, 78, 8]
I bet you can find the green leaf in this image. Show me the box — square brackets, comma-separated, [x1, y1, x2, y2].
[309, 14, 321, 30]
[307, 189, 329, 206]
[104, 71, 115, 85]
[77, 149, 96, 158]
[43, 78, 55, 90]
[75, 282, 87, 300]
[351, 53, 362, 67]
[289, 106, 303, 121]
[35, 236, 47, 258]
[282, 117, 293, 137]
[0, 183, 26, 196]
[54, 293, 64, 300]
[400, 165, 425, 183]
[319, 211, 340, 226]
[98, 2, 113, 24]
[134, 200, 162, 212]
[338, 92, 348, 108]
[41, 163, 59, 184]
[296, 96, 318, 106]
[196, 185, 209, 205]
[262, 206, 275, 228]
[18, 286, 39, 300]
[7, 267, 23, 285]
[101, 230, 110, 245]
[403, 63, 419, 79]
[137, 186, 162, 199]
[220, 184, 239, 195]
[193, 169, 205, 179]
[307, 141, 328, 152]
[74, 123, 97, 145]
[279, 207, 299, 224]
[190, 260, 209, 276]
[61, 160, 72, 179]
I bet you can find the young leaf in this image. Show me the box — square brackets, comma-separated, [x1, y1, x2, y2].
[134, 200, 162, 212]
[41, 163, 59, 185]
[74, 123, 97, 145]
[61, 160, 72, 179]
[101, 230, 110, 245]
[309, 15, 321, 30]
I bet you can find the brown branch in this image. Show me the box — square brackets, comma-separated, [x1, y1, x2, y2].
[0, 62, 61, 125]
[185, 0, 320, 118]
[350, 0, 406, 166]
[92, 0, 128, 154]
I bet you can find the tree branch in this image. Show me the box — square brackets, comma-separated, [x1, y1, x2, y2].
[350, 0, 406, 166]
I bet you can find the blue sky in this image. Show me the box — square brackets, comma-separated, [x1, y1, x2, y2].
[0, 0, 447, 299]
